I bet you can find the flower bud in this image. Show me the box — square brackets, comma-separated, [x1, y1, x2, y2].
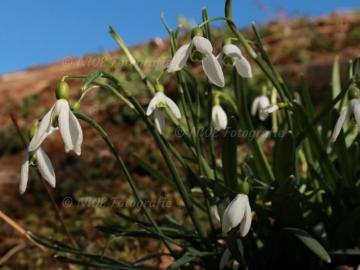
[238, 179, 250, 195]
[223, 37, 232, 46]
[155, 82, 164, 93]
[55, 81, 70, 100]
[191, 27, 203, 38]
[71, 101, 81, 111]
[348, 84, 360, 99]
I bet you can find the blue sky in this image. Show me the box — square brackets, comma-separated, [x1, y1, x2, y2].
[0, 0, 358, 74]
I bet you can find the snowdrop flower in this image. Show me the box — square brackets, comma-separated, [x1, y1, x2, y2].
[251, 95, 271, 121]
[167, 28, 225, 87]
[217, 40, 252, 78]
[28, 99, 83, 155]
[28, 81, 83, 155]
[20, 147, 56, 194]
[222, 194, 252, 236]
[146, 88, 181, 134]
[212, 105, 228, 131]
[331, 98, 360, 142]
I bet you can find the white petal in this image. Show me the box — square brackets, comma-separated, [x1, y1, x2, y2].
[28, 105, 55, 152]
[154, 109, 165, 134]
[232, 260, 240, 270]
[202, 54, 225, 87]
[192, 36, 213, 54]
[223, 44, 242, 58]
[222, 194, 248, 233]
[56, 100, 74, 152]
[235, 57, 252, 78]
[350, 99, 360, 129]
[331, 106, 350, 142]
[216, 52, 224, 67]
[212, 105, 228, 131]
[146, 93, 165, 116]
[219, 249, 231, 270]
[35, 148, 56, 188]
[210, 205, 221, 223]
[258, 96, 271, 121]
[69, 111, 83, 155]
[165, 97, 181, 119]
[167, 43, 192, 72]
[20, 151, 30, 194]
[239, 200, 252, 237]
[258, 96, 270, 109]
[263, 104, 279, 114]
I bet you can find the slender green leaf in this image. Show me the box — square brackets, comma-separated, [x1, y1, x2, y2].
[222, 116, 238, 190]
[82, 70, 103, 91]
[167, 253, 195, 270]
[273, 131, 296, 187]
[285, 228, 331, 263]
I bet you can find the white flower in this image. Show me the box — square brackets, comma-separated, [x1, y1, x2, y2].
[20, 147, 56, 194]
[212, 105, 228, 131]
[28, 99, 83, 155]
[210, 205, 221, 223]
[146, 92, 181, 134]
[167, 35, 225, 87]
[217, 44, 252, 78]
[332, 99, 360, 142]
[251, 95, 271, 121]
[222, 194, 252, 236]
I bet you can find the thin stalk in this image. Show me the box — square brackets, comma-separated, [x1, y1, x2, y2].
[40, 179, 79, 248]
[109, 26, 155, 95]
[74, 112, 176, 255]
[201, 7, 218, 235]
[0, 210, 46, 251]
[232, 71, 275, 182]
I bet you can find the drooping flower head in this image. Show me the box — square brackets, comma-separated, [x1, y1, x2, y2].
[251, 95, 271, 121]
[167, 27, 225, 87]
[146, 84, 181, 134]
[222, 194, 252, 237]
[332, 85, 360, 142]
[217, 39, 252, 78]
[28, 81, 83, 155]
[211, 93, 228, 131]
[212, 105, 228, 131]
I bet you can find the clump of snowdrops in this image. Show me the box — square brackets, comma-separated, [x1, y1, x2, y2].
[19, 0, 360, 269]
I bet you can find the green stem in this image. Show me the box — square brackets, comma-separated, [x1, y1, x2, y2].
[126, 97, 207, 241]
[225, 0, 293, 129]
[74, 112, 176, 255]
